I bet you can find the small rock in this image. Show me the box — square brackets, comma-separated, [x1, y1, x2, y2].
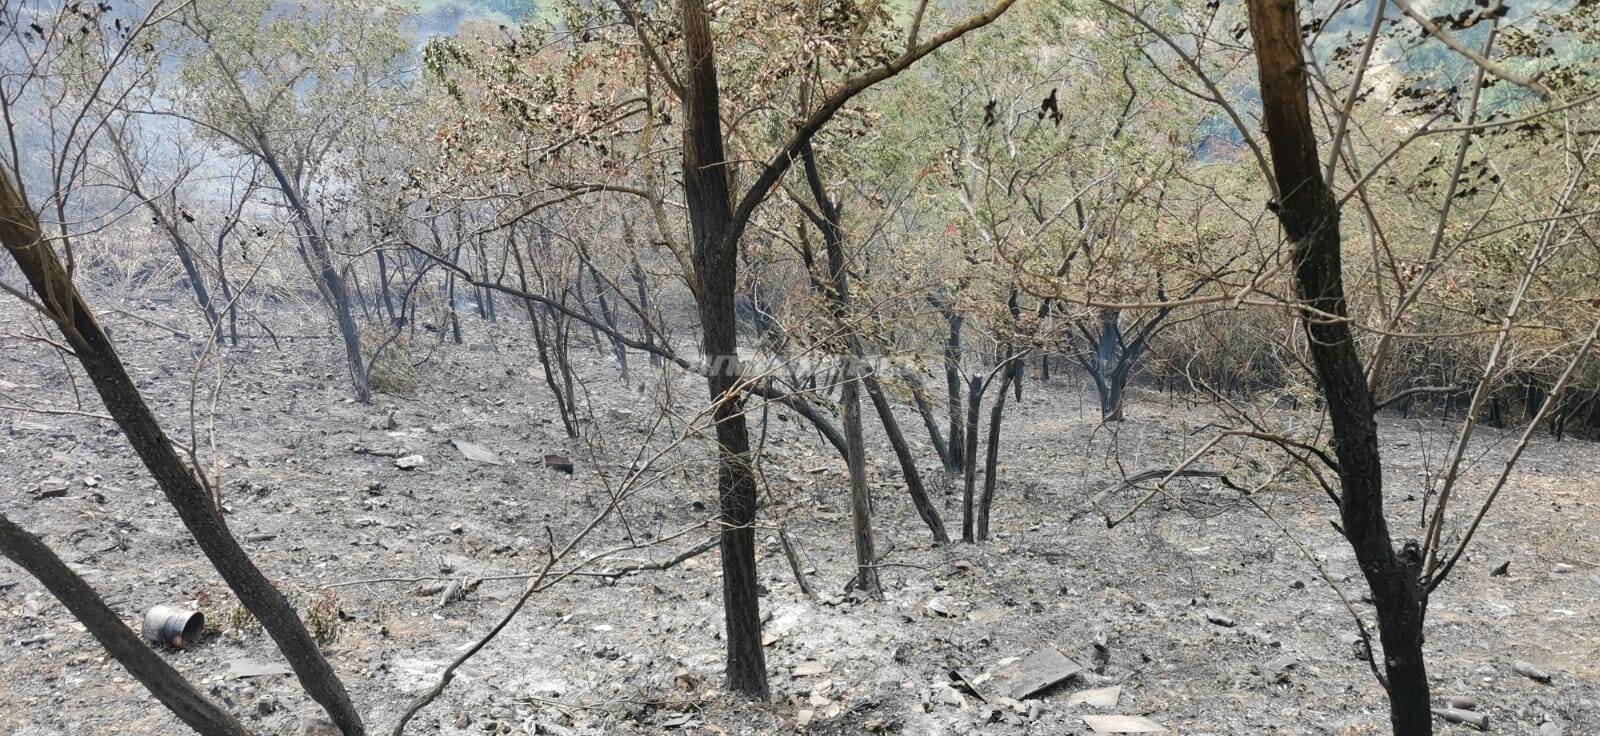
[1538, 720, 1564, 736]
[793, 661, 829, 677]
[368, 410, 399, 431]
[1263, 655, 1299, 683]
[1205, 611, 1236, 627]
[1447, 695, 1477, 711]
[1552, 563, 1573, 574]
[1512, 660, 1553, 684]
[393, 455, 426, 470]
[543, 454, 574, 474]
[1432, 707, 1489, 731]
[451, 439, 503, 465]
[1490, 561, 1510, 577]
[32, 477, 70, 500]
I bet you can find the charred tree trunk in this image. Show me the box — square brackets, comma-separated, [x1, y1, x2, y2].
[945, 311, 967, 472]
[861, 378, 950, 543]
[259, 149, 369, 403]
[376, 248, 398, 325]
[512, 238, 578, 438]
[1093, 310, 1126, 421]
[799, 143, 948, 544]
[976, 364, 1018, 541]
[0, 168, 365, 736]
[909, 380, 951, 468]
[553, 291, 580, 421]
[588, 260, 630, 381]
[1245, 2, 1431, 732]
[631, 258, 663, 369]
[961, 374, 983, 542]
[840, 362, 882, 598]
[165, 222, 220, 330]
[446, 271, 463, 344]
[215, 225, 239, 346]
[679, 0, 768, 698]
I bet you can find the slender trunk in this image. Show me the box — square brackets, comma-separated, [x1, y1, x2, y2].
[513, 241, 578, 438]
[471, 244, 490, 321]
[1244, 1, 1431, 732]
[445, 258, 463, 345]
[1008, 290, 1023, 403]
[976, 365, 1017, 540]
[260, 150, 369, 403]
[589, 261, 629, 381]
[631, 258, 663, 369]
[909, 380, 951, 469]
[167, 228, 219, 330]
[680, 0, 767, 698]
[945, 312, 966, 472]
[376, 249, 397, 324]
[862, 369, 948, 542]
[961, 375, 982, 542]
[1095, 310, 1125, 421]
[841, 365, 882, 598]
[215, 229, 239, 346]
[553, 294, 580, 421]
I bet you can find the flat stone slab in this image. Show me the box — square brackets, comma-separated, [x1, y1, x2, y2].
[988, 647, 1085, 700]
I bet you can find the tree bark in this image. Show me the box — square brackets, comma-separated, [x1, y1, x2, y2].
[862, 376, 950, 543]
[1244, 1, 1431, 732]
[961, 374, 983, 542]
[945, 310, 967, 472]
[976, 364, 1018, 540]
[679, 0, 768, 698]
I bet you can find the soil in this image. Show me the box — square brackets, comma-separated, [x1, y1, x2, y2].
[2, 297, 1597, 736]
